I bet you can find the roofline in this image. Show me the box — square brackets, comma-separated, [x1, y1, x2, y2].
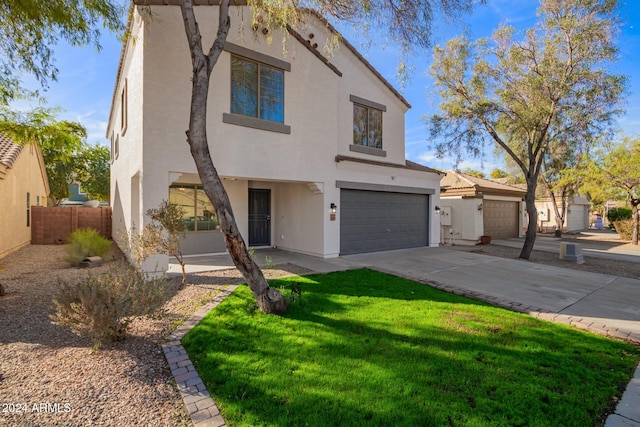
[442, 170, 527, 196]
[335, 155, 441, 175]
[302, 9, 411, 109]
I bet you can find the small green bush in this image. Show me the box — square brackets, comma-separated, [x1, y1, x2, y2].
[66, 228, 112, 266]
[613, 219, 638, 241]
[50, 262, 168, 349]
[607, 207, 632, 224]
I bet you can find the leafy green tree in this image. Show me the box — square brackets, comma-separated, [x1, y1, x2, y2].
[429, 0, 625, 259]
[581, 138, 640, 244]
[490, 168, 508, 179]
[1, 108, 110, 203]
[0, 0, 124, 103]
[176, 0, 477, 313]
[460, 168, 485, 178]
[77, 144, 110, 202]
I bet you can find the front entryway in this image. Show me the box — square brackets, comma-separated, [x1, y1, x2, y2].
[249, 189, 271, 246]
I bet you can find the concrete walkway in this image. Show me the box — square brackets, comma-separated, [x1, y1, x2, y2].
[169, 245, 640, 427]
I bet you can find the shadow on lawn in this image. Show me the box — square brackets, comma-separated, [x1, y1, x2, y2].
[184, 269, 639, 427]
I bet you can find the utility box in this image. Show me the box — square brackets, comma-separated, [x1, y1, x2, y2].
[539, 208, 549, 221]
[441, 206, 452, 226]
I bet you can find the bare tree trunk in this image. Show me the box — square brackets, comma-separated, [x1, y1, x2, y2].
[549, 188, 567, 238]
[520, 178, 538, 260]
[179, 0, 287, 313]
[632, 202, 639, 246]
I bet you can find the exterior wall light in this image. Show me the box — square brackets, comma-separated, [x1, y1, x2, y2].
[435, 206, 441, 214]
[330, 203, 337, 214]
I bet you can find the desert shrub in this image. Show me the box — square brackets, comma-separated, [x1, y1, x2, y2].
[133, 201, 188, 286]
[66, 228, 112, 266]
[607, 207, 632, 225]
[613, 219, 637, 241]
[50, 262, 168, 349]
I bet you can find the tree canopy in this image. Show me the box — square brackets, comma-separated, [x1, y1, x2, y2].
[580, 137, 640, 244]
[0, 0, 124, 103]
[429, 0, 626, 259]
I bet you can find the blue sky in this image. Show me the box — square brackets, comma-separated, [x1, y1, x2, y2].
[20, 0, 640, 174]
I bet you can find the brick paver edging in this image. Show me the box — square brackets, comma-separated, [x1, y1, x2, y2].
[371, 266, 640, 345]
[162, 284, 239, 427]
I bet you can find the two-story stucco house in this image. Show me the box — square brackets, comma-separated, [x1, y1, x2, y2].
[107, 2, 442, 271]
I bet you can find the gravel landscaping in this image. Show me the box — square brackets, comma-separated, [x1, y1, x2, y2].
[0, 244, 309, 426]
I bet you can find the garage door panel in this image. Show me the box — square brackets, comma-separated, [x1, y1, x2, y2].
[483, 200, 519, 239]
[340, 190, 428, 255]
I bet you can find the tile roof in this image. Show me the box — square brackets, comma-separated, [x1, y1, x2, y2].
[0, 133, 23, 169]
[440, 170, 527, 195]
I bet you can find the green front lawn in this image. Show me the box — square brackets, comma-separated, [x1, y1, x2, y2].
[182, 269, 639, 427]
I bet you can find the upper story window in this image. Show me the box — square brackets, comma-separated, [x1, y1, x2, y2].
[350, 95, 387, 157]
[353, 103, 382, 149]
[231, 55, 284, 123]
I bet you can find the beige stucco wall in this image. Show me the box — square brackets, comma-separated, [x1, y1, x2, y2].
[0, 145, 48, 259]
[108, 5, 441, 268]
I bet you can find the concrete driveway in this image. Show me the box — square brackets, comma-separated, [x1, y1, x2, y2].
[172, 244, 640, 339]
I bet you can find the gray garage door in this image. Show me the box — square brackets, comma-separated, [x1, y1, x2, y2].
[340, 190, 428, 255]
[483, 200, 519, 239]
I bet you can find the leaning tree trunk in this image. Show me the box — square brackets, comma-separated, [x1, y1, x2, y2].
[179, 0, 287, 314]
[520, 178, 539, 260]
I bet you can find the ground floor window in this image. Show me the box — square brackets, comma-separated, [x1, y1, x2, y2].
[169, 184, 219, 231]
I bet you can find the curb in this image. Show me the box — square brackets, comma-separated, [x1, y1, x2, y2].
[162, 285, 238, 427]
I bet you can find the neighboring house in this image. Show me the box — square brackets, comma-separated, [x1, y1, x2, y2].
[0, 134, 49, 258]
[440, 171, 526, 245]
[535, 196, 590, 233]
[68, 182, 89, 203]
[107, 3, 442, 273]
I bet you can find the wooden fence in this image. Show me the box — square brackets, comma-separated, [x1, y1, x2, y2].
[31, 206, 112, 244]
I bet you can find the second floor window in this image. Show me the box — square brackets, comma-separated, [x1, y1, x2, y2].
[353, 103, 383, 149]
[231, 56, 284, 123]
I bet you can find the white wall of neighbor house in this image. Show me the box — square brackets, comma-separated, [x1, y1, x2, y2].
[439, 197, 484, 245]
[535, 196, 589, 232]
